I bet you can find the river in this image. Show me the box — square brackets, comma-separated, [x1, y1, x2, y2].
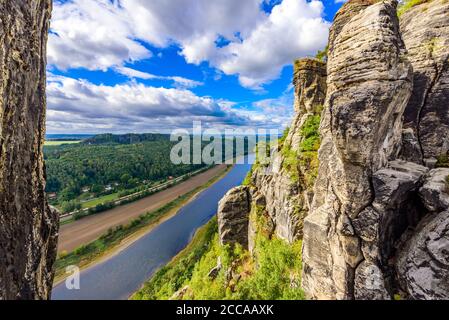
[52, 156, 253, 300]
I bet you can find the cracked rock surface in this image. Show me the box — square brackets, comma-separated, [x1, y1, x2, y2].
[302, 0, 413, 300]
[0, 1, 58, 300]
[400, 0, 449, 164]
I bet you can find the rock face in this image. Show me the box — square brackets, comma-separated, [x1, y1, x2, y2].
[419, 168, 449, 212]
[215, 0, 449, 301]
[352, 161, 429, 299]
[249, 58, 327, 242]
[400, 0, 449, 164]
[302, 0, 414, 299]
[328, 0, 380, 54]
[396, 210, 449, 300]
[0, 1, 58, 300]
[396, 168, 449, 300]
[218, 186, 250, 249]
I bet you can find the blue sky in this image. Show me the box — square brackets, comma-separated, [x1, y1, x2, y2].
[46, 0, 343, 134]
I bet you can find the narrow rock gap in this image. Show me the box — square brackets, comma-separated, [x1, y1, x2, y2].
[416, 54, 448, 163]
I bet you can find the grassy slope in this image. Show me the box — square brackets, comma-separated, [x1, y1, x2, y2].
[133, 217, 305, 300]
[80, 192, 120, 209]
[131, 217, 219, 300]
[398, 0, 429, 16]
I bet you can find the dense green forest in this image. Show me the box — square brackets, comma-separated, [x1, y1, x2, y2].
[44, 133, 253, 212]
[44, 134, 206, 210]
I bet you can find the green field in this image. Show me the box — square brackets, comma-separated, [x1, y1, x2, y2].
[80, 192, 120, 209]
[45, 140, 81, 146]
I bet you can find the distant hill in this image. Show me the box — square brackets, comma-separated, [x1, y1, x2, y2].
[83, 133, 171, 145]
[46, 134, 94, 141]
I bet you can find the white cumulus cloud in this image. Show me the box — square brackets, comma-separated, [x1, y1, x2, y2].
[48, 0, 151, 71]
[49, 0, 330, 89]
[46, 74, 284, 133]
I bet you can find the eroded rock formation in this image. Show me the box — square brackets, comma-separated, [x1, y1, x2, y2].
[218, 186, 251, 249]
[302, 0, 413, 300]
[400, 0, 449, 165]
[396, 168, 449, 300]
[216, 0, 448, 301]
[247, 58, 327, 243]
[0, 1, 58, 300]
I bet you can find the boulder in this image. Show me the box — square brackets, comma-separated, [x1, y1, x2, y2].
[217, 186, 250, 249]
[419, 168, 449, 212]
[354, 261, 391, 300]
[396, 210, 449, 300]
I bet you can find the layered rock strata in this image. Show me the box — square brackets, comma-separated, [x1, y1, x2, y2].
[302, 0, 414, 299]
[218, 186, 251, 249]
[396, 168, 449, 300]
[0, 1, 58, 300]
[400, 0, 449, 164]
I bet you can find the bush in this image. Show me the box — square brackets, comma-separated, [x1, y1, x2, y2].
[315, 45, 328, 63]
[436, 154, 449, 168]
[299, 114, 321, 152]
[133, 218, 219, 300]
[236, 237, 305, 300]
[61, 200, 82, 213]
[58, 250, 68, 259]
[179, 233, 305, 300]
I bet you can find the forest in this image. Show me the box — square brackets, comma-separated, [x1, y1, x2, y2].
[44, 134, 206, 211]
[44, 133, 253, 212]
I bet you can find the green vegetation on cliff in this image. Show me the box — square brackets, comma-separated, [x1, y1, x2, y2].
[134, 210, 304, 300]
[436, 154, 449, 167]
[132, 218, 219, 300]
[315, 45, 328, 62]
[281, 114, 321, 187]
[398, 0, 430, 16]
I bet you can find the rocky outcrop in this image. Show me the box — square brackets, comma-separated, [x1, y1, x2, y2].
[302, 0, 413, 299]
[0, 1, 58, 300]
[214, 0, 449, 301]
[218, 58, 326, 257]
[352, 161, 429, 299]
[419, 168, 449, 212]
[246, 58, 327, 243]
[396, 168, 449, 300]
[218, 186, 250, 249]
[328, 0, 380, 54]
[396, 210, 449, 300]
[292, 59, 327, 115]
[400, 0, 449, 164]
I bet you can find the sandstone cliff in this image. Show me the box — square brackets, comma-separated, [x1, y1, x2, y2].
[216, 0, 449, 300]
[0, 1, 58, 300]
[302, 0, 414, 299]
[400, 0, 449, 165]
[230, 58, 327, 244]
